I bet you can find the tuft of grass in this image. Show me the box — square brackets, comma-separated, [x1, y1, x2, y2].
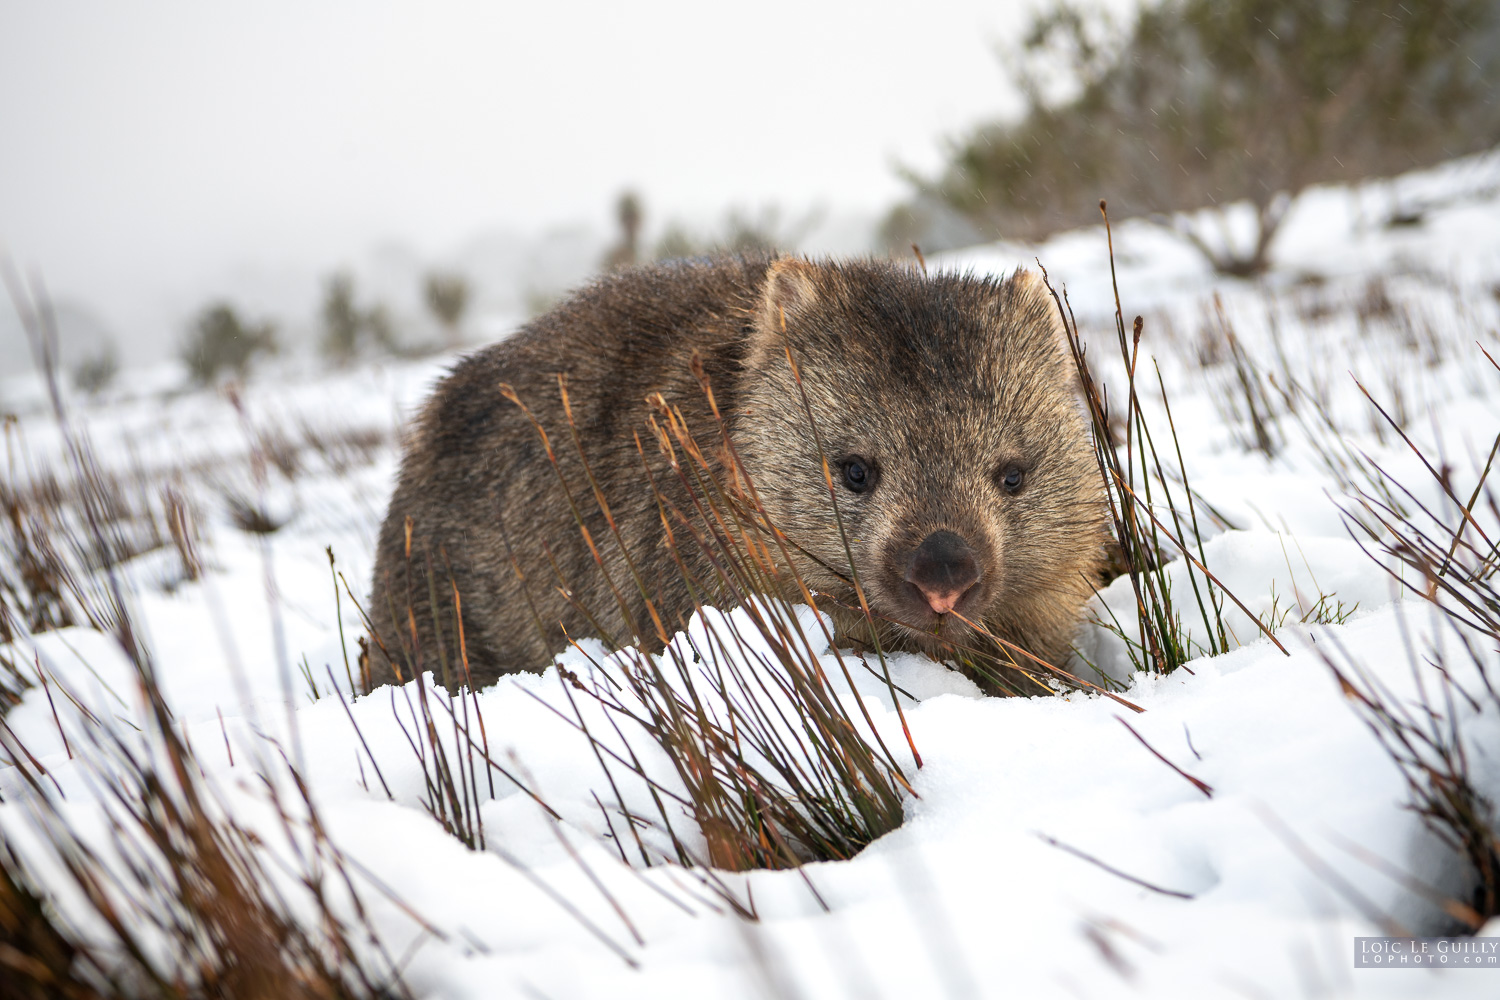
[1259, 582, 1358, 631]
[340, 549, 659, 962]
[350, 536, 560, 854]
[1, 428, 182, 630]
[1, 472, 80, 642]
[1, 668, 413, 1000]
[1319, 620, 1499, 931]
[1043, 201, 1287, 675]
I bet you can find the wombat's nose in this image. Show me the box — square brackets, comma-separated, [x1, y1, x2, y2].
[904, 530, 982, 615]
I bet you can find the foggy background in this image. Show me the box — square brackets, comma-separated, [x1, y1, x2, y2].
[0, 0, 1068, 371]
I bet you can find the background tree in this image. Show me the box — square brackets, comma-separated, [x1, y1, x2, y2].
[180, 303, 276, 385]
[320, 272, 398, 365]
[423, 272, 471, 349]
[71, 340, 119, 395]
[909, 0, 1500, 275]
[320, 273, 362, 365]
[602, 191, 644, 271]
[364, 302, 398, 354]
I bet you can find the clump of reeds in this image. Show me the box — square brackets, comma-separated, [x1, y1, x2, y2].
[1043, 202, 1286, 676]
[342, 535, 565, 857]
[1, 437, 170, 638]
[1, 468, 79, 640]
[1326, 348, 1500, 926]
[1319, 620, 1499, 931]
[1208, 294, 1283, 458]
[1, 665, 412, 1000]
[3, 361, 393, 622]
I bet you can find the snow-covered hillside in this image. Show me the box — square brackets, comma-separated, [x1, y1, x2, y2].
[3, 155, 1500, 998]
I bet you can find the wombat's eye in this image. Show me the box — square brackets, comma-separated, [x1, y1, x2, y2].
[1000, 464, 1025, 494]
[841, 457, 875, 494]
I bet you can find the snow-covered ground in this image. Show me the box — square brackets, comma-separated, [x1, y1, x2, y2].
[4, 154, 1500, 998]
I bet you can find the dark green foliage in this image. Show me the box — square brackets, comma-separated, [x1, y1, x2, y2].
[181, 303, 276, 385]
[919, 0, 1500, 273]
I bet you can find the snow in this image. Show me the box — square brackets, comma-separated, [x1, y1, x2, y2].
[4, 152, 1500, 997]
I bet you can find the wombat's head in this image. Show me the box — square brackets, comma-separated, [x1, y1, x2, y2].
[732, 258, 1104, 663]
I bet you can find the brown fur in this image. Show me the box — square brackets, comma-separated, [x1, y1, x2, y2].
[366, 255, 1106, 693]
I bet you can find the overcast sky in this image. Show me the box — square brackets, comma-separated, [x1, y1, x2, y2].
[1, 0, 1062, 360]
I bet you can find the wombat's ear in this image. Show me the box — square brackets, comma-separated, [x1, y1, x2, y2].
[1008, 267, 1090, 410]
[748, 257, 821, 367]
[1008, 268, 1071, 359]
[760, 257, 819, 329]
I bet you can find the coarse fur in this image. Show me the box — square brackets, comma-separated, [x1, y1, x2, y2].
[366, 255, 1106, 694]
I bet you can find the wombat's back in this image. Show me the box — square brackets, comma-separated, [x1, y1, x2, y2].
[366, 256, 770, 689]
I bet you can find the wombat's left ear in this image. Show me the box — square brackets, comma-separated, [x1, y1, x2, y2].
[748, 257, 820, 367]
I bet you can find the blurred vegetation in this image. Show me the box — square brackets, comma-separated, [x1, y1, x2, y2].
[592, 189, 824, 269]
[71, 341, 119, 395]
[423, 271, 471, 349]
[897, 0, 1500, 274]
[601, 191, 645, 271]
[181, 303, 277, 385]
[653, 204, 821, 260]
[321, 272, 395, 366]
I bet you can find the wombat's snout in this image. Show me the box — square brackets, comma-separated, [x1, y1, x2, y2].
[903, 530, 983, 616]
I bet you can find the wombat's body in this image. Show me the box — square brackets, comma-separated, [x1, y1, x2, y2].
[367, 256, 1105, 693]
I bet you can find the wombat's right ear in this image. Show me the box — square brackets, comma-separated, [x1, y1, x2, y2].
[748, 257, 821, 366]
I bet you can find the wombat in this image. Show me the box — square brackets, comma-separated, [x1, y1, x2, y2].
[366, 256, 1106, 694]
